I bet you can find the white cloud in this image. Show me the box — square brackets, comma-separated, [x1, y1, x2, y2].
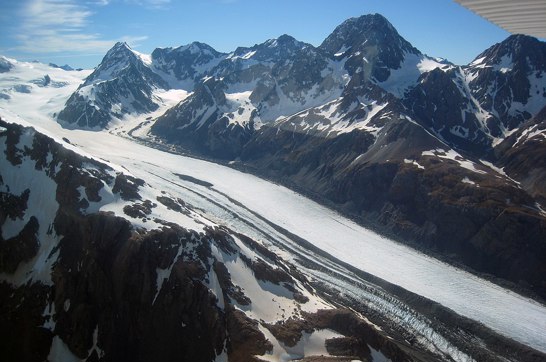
[14, 0, 147, 54]
[90, 0, 111, 5]
[125, 0, 171, 9]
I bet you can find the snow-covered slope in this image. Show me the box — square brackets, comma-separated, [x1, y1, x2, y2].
[0, 56, 91, 120]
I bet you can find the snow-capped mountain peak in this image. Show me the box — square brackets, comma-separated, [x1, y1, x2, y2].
[83, 42, 155, 85]
[318, 13, 443, 98]
[150, 42, 225, 89]
[57, 42, 170, 128]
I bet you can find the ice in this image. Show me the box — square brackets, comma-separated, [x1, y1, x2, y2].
[223, 90, 256, 127]
[43, 127, 543, 353]
[42, 301, 56, 331]
[493, 54, 513, 73]
[132, 49, 152, 66]
[88, 326, 105, 359]
[46, 128, 546, 353]
[469, 56, 486, 67]
[205, 263, 225, 309]
[212, 242, 302, 322]
[334, 45, 351, 57]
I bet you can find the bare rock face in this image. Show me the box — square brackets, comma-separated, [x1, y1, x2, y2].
[50, 214, 228, 362]
[404, 67, 493, 155]
[226, 309, 272, 362]
[0, 216, 39, 273]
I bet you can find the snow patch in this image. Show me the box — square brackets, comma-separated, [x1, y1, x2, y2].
[404, 158, 425, 170]
[379, 53, 444, 98]
[47, 336, 80, 362]
[422, 148, 486, 174]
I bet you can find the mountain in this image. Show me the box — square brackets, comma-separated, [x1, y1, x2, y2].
[0, 26, 546, 361]
[319, 13, 445, 97]
[57, 42, 170, 129]
[405, 34, 546, 156]
[467, 34, 546, 135]
[5, 13, 546, 360]
[0, 56, 14, 73]
[151, 42, 226, 89]
[151, 33, 346, 157]
[48, 63, 79, 71]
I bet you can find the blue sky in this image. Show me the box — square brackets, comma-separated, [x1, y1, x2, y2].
[0, 0, 517, 69]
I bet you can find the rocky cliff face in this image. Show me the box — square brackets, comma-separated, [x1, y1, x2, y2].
[320, 14, 419, 83]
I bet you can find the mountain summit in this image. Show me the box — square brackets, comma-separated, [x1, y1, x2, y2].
[320, 13, 419, 78]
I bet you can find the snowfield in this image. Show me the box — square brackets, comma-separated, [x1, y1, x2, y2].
[2, 59, 546, 358]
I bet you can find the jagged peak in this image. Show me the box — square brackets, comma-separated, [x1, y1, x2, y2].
[470, 34, 546, 68]
[97, 41, 140, 67]
[0, 55, 14, 73]
[106, 41, 133, 56]
[343, 13, 396, 32]
[151, 41, 223, 64]
[177, 41, 221, 55]
[228, 34, 312, 62]
[82, 41, 154, 86]
[263, 34, 303, 48]
[319, 13, 418, 58]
